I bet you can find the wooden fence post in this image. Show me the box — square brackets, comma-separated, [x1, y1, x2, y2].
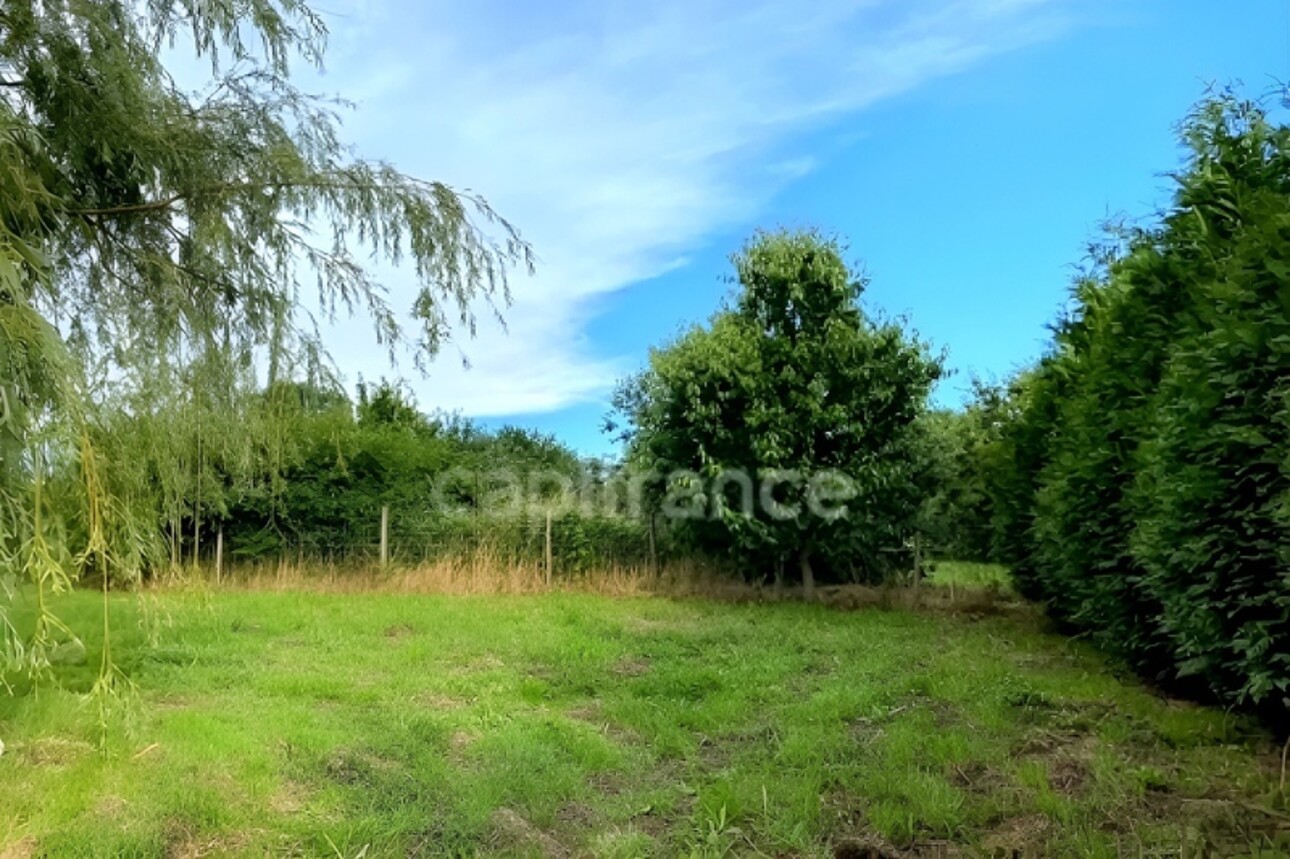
[544, 509, 553, 588]
[648, 512, 658, 578]
[215, 526, 224, 586]
[911, 534, 922, 607]
[380, 505, 390, 568]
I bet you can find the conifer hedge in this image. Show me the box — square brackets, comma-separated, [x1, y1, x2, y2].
[985, 94, 1290, 720]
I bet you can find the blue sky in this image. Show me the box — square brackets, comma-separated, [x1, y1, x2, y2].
[310, 0, 1289, 456]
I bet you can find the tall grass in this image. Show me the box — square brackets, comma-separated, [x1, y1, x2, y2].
[210, 545, 713, 597]
[165, 549, 1024, 617]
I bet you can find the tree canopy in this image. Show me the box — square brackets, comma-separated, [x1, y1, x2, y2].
[0, 0, 530, 681]
[1, 1, 529, 378]
[613, 229, 941, 595]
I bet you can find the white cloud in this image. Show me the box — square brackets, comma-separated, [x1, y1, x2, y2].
[308, 0, 1072, 416]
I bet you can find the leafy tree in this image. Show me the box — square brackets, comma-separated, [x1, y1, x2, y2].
[357, 380, 431, 432]
[491, 426, 584, 476]
[0, 0, 529, 683]
[0, 2, 528, 376]
[915, 386, 1008, 562]
[614, 229, 941, 596]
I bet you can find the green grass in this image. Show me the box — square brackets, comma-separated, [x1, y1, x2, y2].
[926, 560, 1014, 592]
[1, 585, 1286, 857]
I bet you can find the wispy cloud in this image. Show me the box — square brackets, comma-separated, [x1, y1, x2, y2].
[313, 0, 1072, 415]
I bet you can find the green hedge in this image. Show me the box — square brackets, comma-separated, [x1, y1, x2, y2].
[225, 508, 656, 574]
[985, 95, 1289, 721]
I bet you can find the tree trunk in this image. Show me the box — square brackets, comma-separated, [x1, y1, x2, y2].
[799, 548, 816, 601]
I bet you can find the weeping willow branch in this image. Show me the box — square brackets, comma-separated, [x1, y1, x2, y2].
[0, 0, 535, 720]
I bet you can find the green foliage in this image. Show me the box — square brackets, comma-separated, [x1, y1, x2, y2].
[0, 0, 530, 683]
[614, 229, 941, 588]
[970, 93, 1290, 721]
[915, 385, 1011, 561]
[171, 381, 650, 572]
[1, 0, 530, 367]
[925, 560, 1012, 593]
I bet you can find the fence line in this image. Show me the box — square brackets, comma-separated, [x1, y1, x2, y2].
[189, 506, 661, 582]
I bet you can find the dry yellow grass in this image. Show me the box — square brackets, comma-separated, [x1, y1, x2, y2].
[163, 550, 1027, 620]
[213, 552, 714, 597]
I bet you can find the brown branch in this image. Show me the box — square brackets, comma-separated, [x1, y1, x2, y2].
[80, 212, 242, 305]
[67, 177, 500, 219]
[73, 191, 191, 217]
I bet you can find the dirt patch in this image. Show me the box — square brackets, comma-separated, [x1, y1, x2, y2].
[899, 695, 961, 728]
[908, 841, 966, 857]
[414, 691, 470, 710]
[1009, 696, 1115, 735]
[163, 821, 254, 859]
[449, 730, 478, 754]
[695, 734, 732, 771]
[555, 801, 597, 828]
[1012, 728, 1096, 797]
[587, 771, 625, 797]
[1046, 756, 1090, 795]
[848, 696, 958, 749]
[155, 694, 198, 711]
[0, 838, 35, 859]
[450, 654, 504, 674]
[979, 814, 1051, 856]
[816, 585, 1031, 619]
[93, 795, 130, 822]
[1010, 697, 1118, 763]
[946, 761, 1010, 795]
[820, 788, 869, 840]
[383, 623, 415, 639]
[848, 716, 886, 748]
[488, 808, 570, 858]
[323, 750, 370, 785]
[269, 781, 310, 815]
[565, 703, 641, 748]
[612, 656, 651, 677]
[629, 808, 670, 840]
[12, 737, 94, 767]
[1150, 797, 1290, 854]
[321, 748, 399, 786]
[825, 800, 968, 858]
[565, 703, 603, 723]
[832, 833, 905, 859]
[620, 615, 703, 635]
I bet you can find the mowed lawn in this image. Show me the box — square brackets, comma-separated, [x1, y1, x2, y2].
[1, 584, 1286, 858]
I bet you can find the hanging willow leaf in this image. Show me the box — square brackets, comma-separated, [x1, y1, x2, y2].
[0, 0, 532, 688]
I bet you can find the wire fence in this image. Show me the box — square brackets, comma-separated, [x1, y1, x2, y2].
[207, 507, 661, 581]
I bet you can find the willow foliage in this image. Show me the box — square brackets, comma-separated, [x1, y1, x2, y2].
[0, 1, 531, 684]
